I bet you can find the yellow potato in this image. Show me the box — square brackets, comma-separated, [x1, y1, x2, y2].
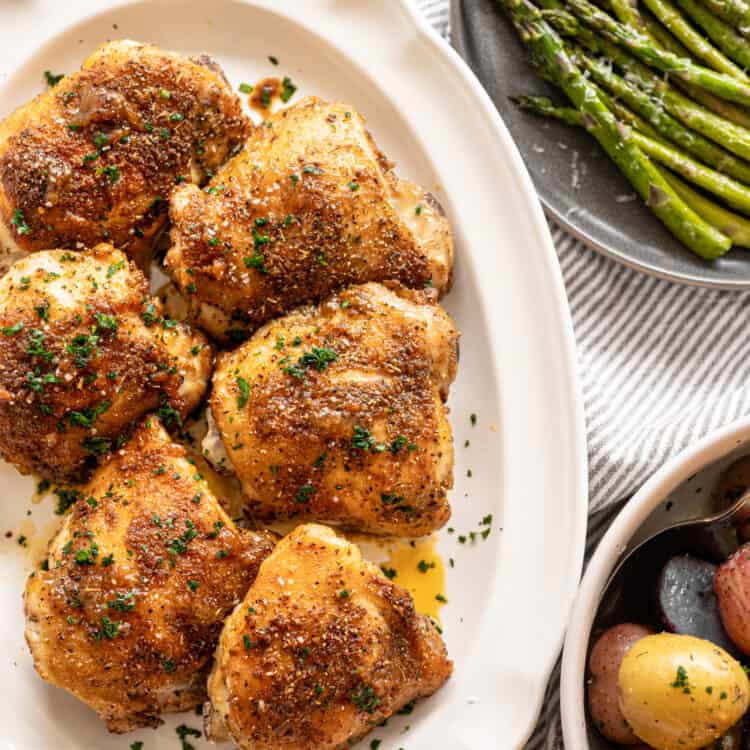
[618, 633, 749, 750]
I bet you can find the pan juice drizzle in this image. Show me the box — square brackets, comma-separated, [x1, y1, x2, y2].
[357, 535, 447, 621]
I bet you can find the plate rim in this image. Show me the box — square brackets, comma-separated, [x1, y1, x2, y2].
[0, 0, 590, 746]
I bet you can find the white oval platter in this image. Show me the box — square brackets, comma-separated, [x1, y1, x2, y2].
[0, 1, 588, 748]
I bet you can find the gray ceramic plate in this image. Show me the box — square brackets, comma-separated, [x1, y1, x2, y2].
[451, 0, 750, 288]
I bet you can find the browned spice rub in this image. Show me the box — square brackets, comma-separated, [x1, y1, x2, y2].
[0, 40, 247, 267]
[24, 417, 275, 732]
[0, 244, 211, 482]
[209, 282, 458, 536]
[206, 523, 452, 750]
[167, 96, 454, 341]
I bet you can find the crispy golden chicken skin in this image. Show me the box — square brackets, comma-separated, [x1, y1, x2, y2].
[0, 40, 247, 268]
[0, 244, 212, 481]
[207, 282, 458, 536]
[24, 418, 275, 733]
[167, 96, 454, 341]
[205, 523, 452, 750]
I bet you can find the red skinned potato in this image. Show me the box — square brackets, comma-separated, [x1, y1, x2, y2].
[716, 542, 750, 655]
[587, 623, 656, 745]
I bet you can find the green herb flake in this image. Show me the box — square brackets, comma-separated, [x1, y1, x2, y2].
[11, 209, 31, 236]
[294, 484, 316, 504]
[280, 76, 297, 103]
[237, 376, 250, 409]
[44, 70, 64, 86]
[1, 322, 23, 336]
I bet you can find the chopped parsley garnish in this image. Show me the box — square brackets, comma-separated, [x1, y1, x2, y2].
[381, 566, 397, 580]
[91, 310, 117, 334]
[380, 493, 414, 514]
[107, 591, 136, 612]
[1, 321, 23, 336]
[280, 76, 297, 103]
[239, 82, 254, 94]
[166, 520, 197, 556]
[188, 580, 199, 592]
[243, 634, 254, 650]
[351, 685, 380, 714]
[10, 208, 31, 234]
[313, 452, 327, 469]
[26, 329, 53, 360]
[44, 70, 64, 86]
[388, 436, 412, 454]
[161, 658, 177, 673]
[671, 665, 690, 693]
[176, 725, 201, 750]
[436, 593, 448, 603]
[302, 165, 323, 175]
[339, 589, 350, 599]
[294, 484, 316, 504]
[280, 346, 338, 379]
[96, 165, 119, 183]
[470, 413, 477, 426]
[141, 301, 159, 327]
[268, 55, 279, 65]
[68, 399, 112, 428]
[348, 181, 360, 191]
[95, 615, 121, 641]
[75, 541, 99, 565]
[107, 260, 126, 277]
[236, 376, 250, 409]
[243, 252, 267, 273]
[81, 436, 112, 455]
[415, 204, 423, 216]
[352, 425, 374, 450]
[417, 559, 435, 573]
[54, 487, 82, 514]
[26, 369, 57, 393]
[67, 332, 99, 367]
[130, 743, 143, 750]
[159, 88, 171, 99]
[35, 302, 49, 321]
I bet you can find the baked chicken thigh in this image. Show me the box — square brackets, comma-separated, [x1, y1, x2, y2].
[167, 96, 454, 340]
[0, 40, 246, 268]
[24, 417, 275, 732]
[0, 244, 211, 481]
[205, 523, 452, 750]
[206, 282, 458, 535]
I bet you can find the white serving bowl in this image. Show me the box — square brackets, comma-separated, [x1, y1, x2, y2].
[561, 416, 750, 749]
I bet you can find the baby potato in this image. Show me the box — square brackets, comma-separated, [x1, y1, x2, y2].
[716, 543, 750, 655]
[619, 633, 749, 750]
[588, 623, 656, 744]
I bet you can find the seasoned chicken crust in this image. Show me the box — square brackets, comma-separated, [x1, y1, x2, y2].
[206, 523, 452, 750]
[0, 40, 247, 267]
[0, 244, 211, 481]
[208, 282, 458, 536]
[167, 96, 454, 340]
[24, 417, 275, 732]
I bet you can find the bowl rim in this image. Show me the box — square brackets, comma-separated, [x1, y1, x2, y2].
[560, 414, 750, 748]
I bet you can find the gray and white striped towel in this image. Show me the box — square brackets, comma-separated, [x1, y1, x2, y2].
[414, 0, 750, 746]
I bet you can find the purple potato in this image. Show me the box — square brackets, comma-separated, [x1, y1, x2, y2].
[658, 554, 737, 655]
